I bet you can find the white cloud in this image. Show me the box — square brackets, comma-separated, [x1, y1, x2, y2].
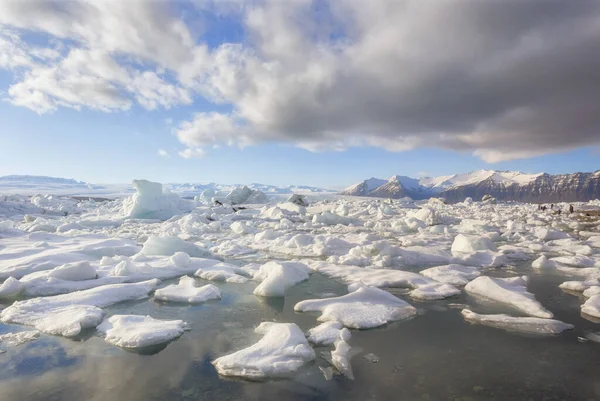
[157, 149, 169, 158]
[178, 148, 206, 159]
[2, 0, 600, 162]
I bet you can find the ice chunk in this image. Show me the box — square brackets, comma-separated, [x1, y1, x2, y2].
[581, 295, 600, 319]
[154, 276, 221, 303]
[97, 314, 187, 348]
[287, 194, 309, 207]
[225, 186, 268, 205]
[306, 321, 351, 346]
[331, 338, 353, 379]
[141, 235, 216, 259]
[230, 221, 255, 235]
[451, 234, 497, 254]
[212, 322, 315, 378]
[411, 207, 437, 226]
[194, 263, 250, 283]
[295, 284, 417, 329]
[253, 261, 310, 297]
[122, 179, 195, 220]
[170, 252, 191, 267]
[533, 227, 570, 241]
[420, 264, 480, 286]
[410, 283, 461, 300]
[0, 277, 23, 298]
[559, 279, 600, 292]
[47, 261, 97, 281]
[0, 330, 39, 347]
[0, 280, 159, 337]
[312, 211, 361, 226]
[464, 276, 553, 318]
[461, 310, 573, 334]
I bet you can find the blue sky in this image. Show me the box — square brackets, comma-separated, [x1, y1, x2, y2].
[1, 1, 599, 189]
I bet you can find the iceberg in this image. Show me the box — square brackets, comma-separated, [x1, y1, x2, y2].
[122, 179, 195, 220]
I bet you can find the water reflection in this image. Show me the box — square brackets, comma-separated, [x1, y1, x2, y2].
[1, 270, 600, 400]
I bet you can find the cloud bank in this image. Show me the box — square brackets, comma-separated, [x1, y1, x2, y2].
[1, 0, 599, 162]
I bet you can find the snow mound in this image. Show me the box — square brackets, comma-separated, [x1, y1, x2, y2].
[306, 321, 351, 346]
[47, 261, 97, 281]
[464, 276, 553, 318]
[154, 276, 221, 303]
[312, 211, 360, 226]
[533, 227, 570, 241]
[420, 264, 480, 286]
[295, 284, 417, 329]
[97, 314, 187, 348]
[141, 235, 216, 259]
[0, 280, 159, 337]
[253, 261, 310, 297]
[225, 186, 268, 205]
[212, 322, 315, 378]
[462, 310, 573, 335]
[0, 277, 23, 298]
[122, 179, 195, 220]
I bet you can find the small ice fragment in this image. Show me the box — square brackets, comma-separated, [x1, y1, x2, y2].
[331, 338, 353, 379]
[319, 366, 333, 380]
[363, 353, 379, 363]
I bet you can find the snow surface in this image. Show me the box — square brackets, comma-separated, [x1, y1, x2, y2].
[212, 322, 315, 378]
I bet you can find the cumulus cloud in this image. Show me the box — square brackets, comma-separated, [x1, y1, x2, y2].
[157, 149, 169, 158]
[1, 0, 600, 162]
[178, 148, 206, 159]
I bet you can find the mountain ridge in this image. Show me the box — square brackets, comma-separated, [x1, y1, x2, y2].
[341, 170, 600, 203]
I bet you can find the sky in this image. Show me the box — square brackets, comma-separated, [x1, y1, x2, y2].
[0, 0, 599, 189]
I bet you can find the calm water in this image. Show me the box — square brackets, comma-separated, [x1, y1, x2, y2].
[1, 266, 600, 401]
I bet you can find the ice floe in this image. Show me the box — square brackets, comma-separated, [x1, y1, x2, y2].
[212, 322, 315, 378]
[154, 276, 221, 303]
[462, 310, 573, 334]
[465, 276, 553, 318]
[97, 314, 187, 348]
[295, 284, 417, 329]
[252, 261, 310, 297]
[1, 280, 159, 337]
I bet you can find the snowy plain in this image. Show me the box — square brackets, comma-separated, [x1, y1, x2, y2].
[1, 179, 600, 399]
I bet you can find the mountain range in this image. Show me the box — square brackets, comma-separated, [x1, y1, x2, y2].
[0, 175, 334, 197]
[340, 170, 600, 203]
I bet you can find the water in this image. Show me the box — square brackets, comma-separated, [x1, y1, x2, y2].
[2, 268, 600, 401]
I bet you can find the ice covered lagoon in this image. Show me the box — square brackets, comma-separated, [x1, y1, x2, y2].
[2, 180, 600, 400]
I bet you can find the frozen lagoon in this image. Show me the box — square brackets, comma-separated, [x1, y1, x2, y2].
[1, 183, 600, 400]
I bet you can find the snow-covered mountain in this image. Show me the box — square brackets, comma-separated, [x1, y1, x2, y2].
[0, 175, 334, 197]
[341, 170, 600, 203]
